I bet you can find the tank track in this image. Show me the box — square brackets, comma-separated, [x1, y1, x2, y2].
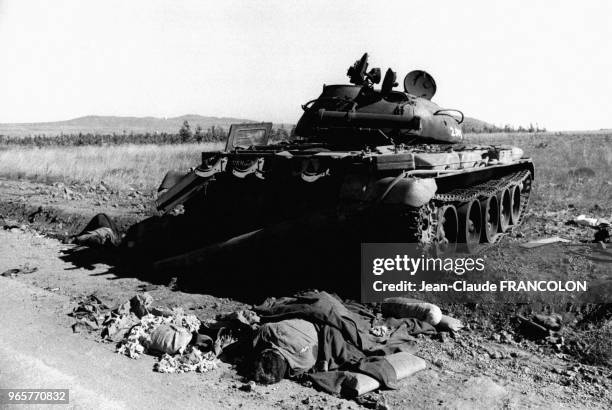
[406, 169, 532, 248]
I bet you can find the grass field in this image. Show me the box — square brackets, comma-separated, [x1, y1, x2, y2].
[0, 142, 223, 191]
[464, 131, 612, 212]
[0, 132, 610, 213]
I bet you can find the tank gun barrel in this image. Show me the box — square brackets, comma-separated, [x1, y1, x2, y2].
[316, 109, 420, 130]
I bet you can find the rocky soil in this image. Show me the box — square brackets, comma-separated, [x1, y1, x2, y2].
[0, 177, 611, 409]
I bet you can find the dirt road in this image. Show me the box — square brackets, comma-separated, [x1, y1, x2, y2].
[1, 227, 610, 409]
[0, 278, 206, 409]
[0, 229, 360, 409]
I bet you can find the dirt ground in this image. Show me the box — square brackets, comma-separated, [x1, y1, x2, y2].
[0, 177, 611, 409]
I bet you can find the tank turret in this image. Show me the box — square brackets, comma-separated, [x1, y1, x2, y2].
[295, 53, 464, 147]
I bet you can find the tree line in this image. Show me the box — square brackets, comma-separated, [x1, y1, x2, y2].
[0, 119, 544, 147]
[0, 121, 294, 147]
[464, 123, 547, 134]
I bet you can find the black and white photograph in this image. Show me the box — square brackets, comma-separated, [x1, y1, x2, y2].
[0, 1, 611, 408]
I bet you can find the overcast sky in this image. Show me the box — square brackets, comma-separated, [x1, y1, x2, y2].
[0, 0, 610, 130]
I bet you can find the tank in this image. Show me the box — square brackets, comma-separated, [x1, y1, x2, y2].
[152, 53, 534, 261]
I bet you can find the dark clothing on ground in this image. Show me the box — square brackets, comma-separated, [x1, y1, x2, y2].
[254, 291, 435, 393]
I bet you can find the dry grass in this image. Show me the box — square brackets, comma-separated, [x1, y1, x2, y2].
[465, 131, 612, 212]
[0, 142, 223, 191]
[0, 132, 610, 213]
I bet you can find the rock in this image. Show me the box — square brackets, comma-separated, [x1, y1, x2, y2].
[239, 381, 255, 392]
[500, 330, 514, 343]
[515, 315, 549, 340]
[563, 370, 577, 379]
[461, 376, 508, 402]
[594, 227, 610, 243]
[437, 331, 449, 343]
[130, 293, 153, 318]
[545, 335, 564, 346]
[375, 397, 390, 410]
[150, 306, 174, 317]
[2, 265, 38, 277]
[552, 367, 565, 375]
[583, 373, 603, 384]
[488, 349, 505, 359]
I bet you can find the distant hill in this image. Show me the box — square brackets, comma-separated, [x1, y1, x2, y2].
[0, 114, 495, 137]
[462, 117, 498, 133]
[0, 115, 259, 137]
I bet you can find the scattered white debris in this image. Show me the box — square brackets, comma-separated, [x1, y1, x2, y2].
[154, 346, 219, 374]
[520, 237, 571, 249]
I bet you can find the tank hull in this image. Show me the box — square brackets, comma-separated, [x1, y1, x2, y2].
[150, 145, 533, 261]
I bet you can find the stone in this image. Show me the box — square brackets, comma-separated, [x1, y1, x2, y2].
[500, 331, 514, 343]
[239, 381, 255, 392]
[375, 397, 390, 410]
[437, 331, 449, 343]
[516, 315, 549, 340]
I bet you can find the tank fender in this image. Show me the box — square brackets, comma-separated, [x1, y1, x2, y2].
[370, 176, 437, 207]
[158, 170, 190, 192]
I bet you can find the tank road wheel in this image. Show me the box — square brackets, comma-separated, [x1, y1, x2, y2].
[497, 188, 512, 233]
[509, 184, 522, 225]
[480, 195, 500, 243]
[435, 205, 458, 256]
[458, 200, 482, 253]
